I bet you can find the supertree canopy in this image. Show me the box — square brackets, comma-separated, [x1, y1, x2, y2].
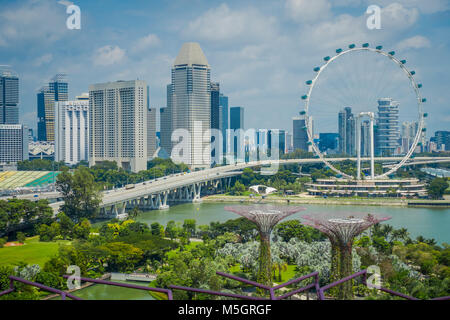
[301, 212, 391, 300]
[224, 204, 306, 292]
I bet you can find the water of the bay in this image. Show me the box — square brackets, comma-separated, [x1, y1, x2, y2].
[135, 202, 450, 244]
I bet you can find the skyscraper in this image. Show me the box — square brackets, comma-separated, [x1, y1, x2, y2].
[361, 120, 371, 157]
[338, 107, 356, 155]
[210, 82, 220, 130]
[376, 98, 400, 156]
[89, 80, 148, 173]
[434, 131, 450, 151]
[147, 108, 157, 159]
[0, 68, 19, 124]
[37, 74, 68, 142]
[169, 42, 211, 168]
[219, 93, 229, 155]
[54, 93, 89, 165]
[401, 121, 418, 154]
[230, 106, 244, 159]
[0, 124, 28, 163]
[319, 133, 339, 153]
[293, 116, 308, 151]
[268, 129, 285, 156]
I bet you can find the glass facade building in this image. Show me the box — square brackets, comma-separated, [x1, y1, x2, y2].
[0, 69, 19, 125]
[37, 74, 68, 141]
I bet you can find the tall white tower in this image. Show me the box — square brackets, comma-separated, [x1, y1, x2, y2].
[169, 42, 211, 168]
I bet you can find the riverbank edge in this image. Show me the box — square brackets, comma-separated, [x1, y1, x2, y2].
[202, 195, 450, 207]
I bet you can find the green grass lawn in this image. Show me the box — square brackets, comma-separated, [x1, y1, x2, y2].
[229, 264, 298, 283]
[0, 236, 71, 268]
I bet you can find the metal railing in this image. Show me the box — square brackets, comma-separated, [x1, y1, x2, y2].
[169, 271, 320, 300]
[1, 271, 449, 301]
[0, 276, 82, 300]
[317, 269, 421, 300]
[62, 275, 173, 300]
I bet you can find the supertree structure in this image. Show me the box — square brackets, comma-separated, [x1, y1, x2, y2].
[224, 204, 306, 292]
[301, 212, 391, 300]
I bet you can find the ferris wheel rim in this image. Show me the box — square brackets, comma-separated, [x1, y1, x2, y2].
[303, 45, 425, 180]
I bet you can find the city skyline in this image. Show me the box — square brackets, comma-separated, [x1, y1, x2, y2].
[0, 0, 448, 136]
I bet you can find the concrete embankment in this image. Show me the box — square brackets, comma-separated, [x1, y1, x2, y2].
[202, 195, 450, 207]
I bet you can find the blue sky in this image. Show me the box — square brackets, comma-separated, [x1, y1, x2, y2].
[0, 0, 449, 136]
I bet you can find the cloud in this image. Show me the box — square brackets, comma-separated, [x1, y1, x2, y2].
[398, 36, 431, 51]
[372, 0, 449, 14]
[183, 3, 277, 44]
[380, 3, 419, 30]
[285, 0, 332, 23]
[33, 53, 53, 67]
[131, 33, 160, 53]
[0, 0, 68, 47]
[92, 45, 126, 66]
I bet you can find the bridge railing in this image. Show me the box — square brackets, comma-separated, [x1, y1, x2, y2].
[317, 270, 421, 300]
[62, 275, 173, 300]
[0, 276, 82, 300]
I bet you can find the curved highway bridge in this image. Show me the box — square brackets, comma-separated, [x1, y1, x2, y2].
[8, 156, 447, 216]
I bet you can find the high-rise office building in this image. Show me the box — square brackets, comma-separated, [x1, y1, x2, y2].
[268, 129, 285, 156]
[434, 131, 450, 151]
[219, 94, 229, 155]
[338, 107, 356, 155]
[401, 121, 418, 154]
[230, 106, 244, 130]
[168, 42, 211, 168]
[210, 82, 220, 130]
[54, 94, 89, 165]
[160, 83, 173, 156]
[319, 133, 339, 153]
[147, 108, 157, 159]
[0, 124, 29, 163]
[160, 106, 171, 157]
[361, 120, 371, 157]
[230, 106, 244, 159]
[0, 68, 19, 124]
[286, 132, 293, 153]
[37, 74, 68, 142]
[89, 80, 148, 173]
[376, 98, 400, 156]
[293, 117, 308, 151]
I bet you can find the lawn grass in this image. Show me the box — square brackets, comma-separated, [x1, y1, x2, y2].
[229, 264, 298, 283]
[0, 236, 71, 268]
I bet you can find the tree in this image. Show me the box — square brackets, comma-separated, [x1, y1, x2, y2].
[57, 212, 74, 239]
[427, 178, 449, 200]
[183, 219, 196, 237]
[165, 221, 178, 240]
[16, 232, 26, 244]
[57, 167, 102, 222]
[151, 222, 164, 237]
[73, 219, 91, 240]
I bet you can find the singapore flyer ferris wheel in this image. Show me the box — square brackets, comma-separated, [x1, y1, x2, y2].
[301, 43, 427, 180]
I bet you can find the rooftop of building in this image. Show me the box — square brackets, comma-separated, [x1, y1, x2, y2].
[174, 42, 209, 67]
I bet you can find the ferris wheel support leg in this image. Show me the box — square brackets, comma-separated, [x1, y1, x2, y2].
[356, 116, 361, 180]
[370, 117, 375, 179]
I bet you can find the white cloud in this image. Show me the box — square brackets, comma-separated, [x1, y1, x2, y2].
[183, 4, 277, 44]
[380, 3, 419, 30]
[398, 36, 431, 51]
[92, 45, 126, 66]
[33, 53, 53, 67]
[131, 34, 160, 53]
[372, 0, 449, 14]
[0, 1, 68, 47]
[285, 0, 332, 23]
